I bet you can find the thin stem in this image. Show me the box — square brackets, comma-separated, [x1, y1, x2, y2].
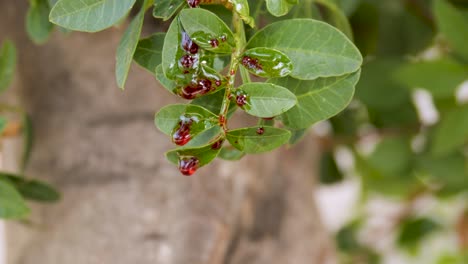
[219, 12, 247, 132]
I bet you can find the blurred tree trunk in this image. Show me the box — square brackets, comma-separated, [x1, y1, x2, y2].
[0, 2, 336, 264]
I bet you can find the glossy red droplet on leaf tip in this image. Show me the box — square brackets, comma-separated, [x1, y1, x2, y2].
[172, 119, 193, 145]
[179, 157, 199, 176]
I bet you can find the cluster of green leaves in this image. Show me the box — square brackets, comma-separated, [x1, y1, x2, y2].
[0, 40, 60, 220]
[317, 0, 468, 262]
[44, 0, 362, 175]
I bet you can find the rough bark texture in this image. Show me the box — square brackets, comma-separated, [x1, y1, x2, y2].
[1, 2, 336, 264]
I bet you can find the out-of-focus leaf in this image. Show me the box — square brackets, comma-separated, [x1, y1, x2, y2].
[27, 0, 54, 44]
[431, 105, 468, 156]
[357, 137, 419, 196]
[394, 59, 468, 99]
[434, 0, 468, 60]
[0, 178, 30, 219]
[0, 172, 60, 202]
[21, 114, 33, 171]
[0, 40, 16, 93]
[397, 217, 440, 254]
[315, 0, 354, 39]
[320, 150, 344, 184]
[417, 151, 468, 196]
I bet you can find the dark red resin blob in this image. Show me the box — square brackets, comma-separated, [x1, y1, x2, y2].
[181, 32, 199, 54]
[256, 127, 265, 135]
[209, 39, 219, 48]
[179, 79, 214, 100]
[211, 139, 224, 150]
[220, 35, 227, 42]
[178, 157, 199, 176]
[187, 0, 200, 8]
[236, 94, 248, 107]
[179, 55, 196, 68]
[172, 119, 193, 145]
[241, 56, 263, 71]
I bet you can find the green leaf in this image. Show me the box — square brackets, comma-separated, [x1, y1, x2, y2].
[115, 0, 148, 89]
[191, 88, 236, 117]
[0, 40, 16, 93]
[288, 128, 308, 145]
[235, 82, 297, 118]
[357, 137, 418, 196]
[184, 126, 223, 148]
[434, 0, 468, 60]
[247, 19, 362, 80]
[179, 8, 236, 53]
[155, 64, 176, 93]
[397, 217, 440, 254]
[266, 0, 296, 17]
[154, 104, 218, 135]
[226, 126, 291, 153]
[394, 59, 468, 99]
[165, 142, 223, 168]
[0, 116, 7, 134]
[314, 0, 353, 39]
[356, 58, 409, 110]
[0, 173, 60, 202]
[319, 150, 344, 184]
[432, 105, 468, 156]
[49, 0, 137, 32]
[161, 18, 182, 79]
[219, 147, 245, 160]
[27, 0, 54, 44]
[417, 151, 468, 196]
[240, 47, 293, 78]
[336, 220, 362, 252]
[153, 0, 184, 21]
[0, 179, 30, 219]
[229, 0, 255, 27]
[133, 33, 165, 73]
[270, 70, 360, 129]
[21, 114, 33, 172]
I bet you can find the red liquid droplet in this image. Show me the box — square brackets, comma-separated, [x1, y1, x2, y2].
[215, 80, 222, 86]
[211, 139, 224, 150]
[179, 157, 199, 176]
[220, 35, 227, 42]
[198, 78, 212, 91]
[230, 69, 235, 75]
[187, 0, 200, 8]
[236, 94, 248, 107]
[209, 39, 219, 48]
[179, 79, 213, 99]
[256, 127, 264, 135]
[179, 54, 196, 68]
[241, 56, 263, 71]
[181, 32, 199, 54]
[172, 119, 193, 145]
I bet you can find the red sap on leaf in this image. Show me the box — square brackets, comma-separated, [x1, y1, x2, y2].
[179, 157, 200, 176]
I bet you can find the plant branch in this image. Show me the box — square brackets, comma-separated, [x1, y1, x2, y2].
[219, 12, 246, 132]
